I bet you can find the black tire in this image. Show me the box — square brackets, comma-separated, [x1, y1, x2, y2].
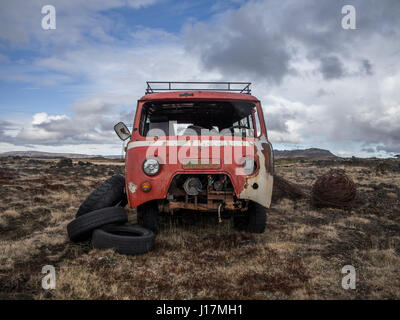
[67, 207, 127, 242]
[233, 201, 267, 233]
[246, 201, 267, 233]
[118, 194, 128, 208]
[233, 215, 247, 231]
[76, 174, 126, 217]
[92, 224, 155, 255]
[137, 201, 159, 234]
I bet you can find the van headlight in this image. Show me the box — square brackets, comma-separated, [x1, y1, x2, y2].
[142, 158, 160, 176]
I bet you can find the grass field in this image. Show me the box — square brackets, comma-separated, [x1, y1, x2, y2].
[0, 156, 399, 299]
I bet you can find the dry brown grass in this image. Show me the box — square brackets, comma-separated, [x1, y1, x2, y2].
[0, 156, 399, 299]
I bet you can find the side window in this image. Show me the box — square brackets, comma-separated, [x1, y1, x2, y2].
[247, 114, 255, 137]
[141, 112, 150, 136]
[253, 107, 262, 137]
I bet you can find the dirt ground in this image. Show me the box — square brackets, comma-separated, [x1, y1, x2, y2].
[0, 156, 399, 299]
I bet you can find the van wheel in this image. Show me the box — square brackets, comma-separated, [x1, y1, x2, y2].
[137, 202, 159, 234]
[246, 201, 267, 233]
[233, 201, 267, 233]
[233, 214, 247, 231]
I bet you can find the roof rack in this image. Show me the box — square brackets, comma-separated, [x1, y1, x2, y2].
[145, 81, 251, 95]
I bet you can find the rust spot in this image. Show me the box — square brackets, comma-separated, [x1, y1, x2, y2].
[261, 142, 273, 174]
[128, 182, 138, 194]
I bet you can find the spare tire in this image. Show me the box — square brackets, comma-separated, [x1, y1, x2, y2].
[92, 224, 155, 255]
[76, 174, 126, 217]
[67, 207, 127, 242]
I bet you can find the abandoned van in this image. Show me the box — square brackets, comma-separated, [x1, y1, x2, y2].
[114, 82, 274, 234]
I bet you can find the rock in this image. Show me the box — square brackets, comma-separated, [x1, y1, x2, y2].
[56, 158, 73, 168]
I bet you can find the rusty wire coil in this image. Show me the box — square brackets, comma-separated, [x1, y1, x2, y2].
[311, 169, 357, 209]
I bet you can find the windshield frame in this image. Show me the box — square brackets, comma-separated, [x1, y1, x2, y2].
[135, 99, 266, 138]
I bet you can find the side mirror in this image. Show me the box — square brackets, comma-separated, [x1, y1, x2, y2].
[114, 122, 131, 141]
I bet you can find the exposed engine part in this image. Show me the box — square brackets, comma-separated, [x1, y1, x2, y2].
[217, 203, 223, 223]
[207, 175, 215, 188]
[183, 177, 203, 196]
[213, 180, 224, 191]
[213, 176, 227, 191]
[165, 174, 243, 212]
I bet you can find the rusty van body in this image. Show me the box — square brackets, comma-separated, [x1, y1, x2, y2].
[114, 82, 274, 233]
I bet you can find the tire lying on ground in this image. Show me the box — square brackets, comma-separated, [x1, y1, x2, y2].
[76, 174, 126, 217]
[67, 207, 127, 242]
[92, 224, 155, 255]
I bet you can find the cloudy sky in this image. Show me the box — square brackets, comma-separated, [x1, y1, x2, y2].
[0, 0, 399, 157]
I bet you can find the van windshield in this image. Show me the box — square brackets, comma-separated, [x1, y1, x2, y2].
[140, 100, 258, 137]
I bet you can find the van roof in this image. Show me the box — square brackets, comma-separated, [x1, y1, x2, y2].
[139, 90, 259, 102]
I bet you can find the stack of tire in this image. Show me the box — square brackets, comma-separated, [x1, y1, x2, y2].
[67, 174, 155, 255]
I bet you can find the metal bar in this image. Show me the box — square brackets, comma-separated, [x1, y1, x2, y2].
[147, 81, 251, 84]
[240, 83, 251, 94]
[145, 81, 252, 95]
[148, 88, 246, 91]
[145, 81, 154, 94]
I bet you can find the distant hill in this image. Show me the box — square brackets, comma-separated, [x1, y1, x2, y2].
[0, 151, 121, 159]
[0, 148, 336, 159]
[274, 148, 337, 158]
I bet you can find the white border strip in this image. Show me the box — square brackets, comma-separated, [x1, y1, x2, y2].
[127, 140, 252, 150]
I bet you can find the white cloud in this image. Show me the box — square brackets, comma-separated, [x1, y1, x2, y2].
[4, 44, 222, 150]
[31, 112, 68, 125]
[1, 0, 400, 156]
[130, 27, 179, 43]
[0, 0, 157, 46]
